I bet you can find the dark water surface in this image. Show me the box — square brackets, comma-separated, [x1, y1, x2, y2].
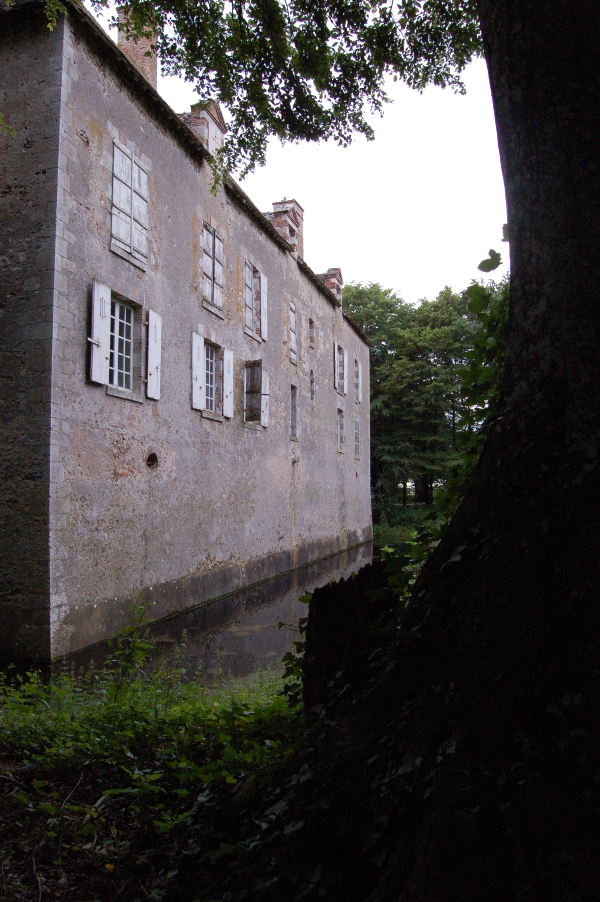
[62, 543, 373, 682]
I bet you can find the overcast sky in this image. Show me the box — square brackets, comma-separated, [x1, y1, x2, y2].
[90, 5, 508, 305]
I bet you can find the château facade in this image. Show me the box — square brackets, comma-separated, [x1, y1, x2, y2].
[0, 0, 372, 662]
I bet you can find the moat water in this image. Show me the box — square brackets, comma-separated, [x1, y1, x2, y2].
[62, 542, 373, 682]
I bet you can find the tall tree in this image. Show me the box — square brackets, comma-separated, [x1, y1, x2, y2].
[344, 283, 480, 519]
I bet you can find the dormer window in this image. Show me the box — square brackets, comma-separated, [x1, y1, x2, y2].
[187, 101, 227, 156]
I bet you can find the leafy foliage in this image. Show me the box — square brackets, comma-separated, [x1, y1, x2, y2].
[0, 618, 302, 900]
[344, 260, 508, 529]
[42, 0, 482, 176]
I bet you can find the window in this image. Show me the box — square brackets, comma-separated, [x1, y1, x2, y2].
[333, 341, 347, 394]
[203, 225, 224, 310]
[244, 262, 268, 340]
[354, 416, 360, 458]
[109, 299, 133, 390]
[290, 385, 298, 439]
[337, 408, 345, 451]
[243, 361, 269, 427]
[354, 358, 363, 403]
[191, 332, 233, 417]
[289, 301, 297, 363]
[309, 369, 315, 401]
[309, 318, 315, 348]
[111, 141, 148, 269]
[90, 280, 162, 401]
[204, 344, 223, 413]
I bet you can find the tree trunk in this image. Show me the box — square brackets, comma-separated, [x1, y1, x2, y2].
[357, 3, 600, 896]
[281, 4, 600, 900]
[402, 478, 407, 506]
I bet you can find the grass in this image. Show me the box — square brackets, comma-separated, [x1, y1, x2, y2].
[0, 613, 304, 901]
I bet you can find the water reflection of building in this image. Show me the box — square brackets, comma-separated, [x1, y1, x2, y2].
[65, 544, 373, 681]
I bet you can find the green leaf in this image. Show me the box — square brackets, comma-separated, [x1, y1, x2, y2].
[478, 249, 502, 272]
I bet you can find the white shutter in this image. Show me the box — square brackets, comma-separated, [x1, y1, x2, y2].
[147, 309, 162, 400]
[334, 340, 339, 389]
[260, 273, 268, 340]
[112, 144, 132, 250]
[191, 332, 205, 410]
[290, 307, 297, 353]
[113, 144, 132, 182]
[223, 348, 234, 418]
[113, 178, 132, 215]
[133, 161, 148, 199]
[214, 234, 224, 308]
[261, 368, 269, 427]
[343, 349, 348, 395]
[358, 360, 363, 403]
[132, 191, 148, 229]
[90, 280, 111, 385]
[245, 262, 254, 330]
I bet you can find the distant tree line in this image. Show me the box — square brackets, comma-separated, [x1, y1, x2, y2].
[344, 278, 508, 525]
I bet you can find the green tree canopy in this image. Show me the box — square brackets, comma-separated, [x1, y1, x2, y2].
[344, 279, 507, 520]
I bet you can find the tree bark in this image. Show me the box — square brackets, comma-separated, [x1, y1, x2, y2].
[361, 3, 600, 896]
[288, 4, 600, 900]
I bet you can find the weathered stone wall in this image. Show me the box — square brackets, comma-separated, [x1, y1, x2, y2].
[1, 4, 372, 661]
[0, 8, 65, 660]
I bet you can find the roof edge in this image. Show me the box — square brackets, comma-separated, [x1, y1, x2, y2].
[342, 310, 371, 346]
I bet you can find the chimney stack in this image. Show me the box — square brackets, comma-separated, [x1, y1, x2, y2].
[117, 7, 157, 89]
[267, 198, 304, 259]
[318, 268, 343, 306]
[188, 102, 226, 155]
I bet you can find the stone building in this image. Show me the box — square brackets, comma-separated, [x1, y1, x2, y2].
[0, 0, 372, 662]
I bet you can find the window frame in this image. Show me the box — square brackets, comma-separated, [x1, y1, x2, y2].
[290, 384, 298, 439]
[109, 298, 134, 391]
[110, 140, 148, 271]
[205, 342, 216, 412]
[338, 346, 345, 394]
[202, 224, 224, 315]
[337, 408, 345, 452]
[309, 318, 315, 348]
[244, 262, 261, 339]
[244, 360, 262, 424]
[289, 301, 297, 364]
[354, 416, 361, 458]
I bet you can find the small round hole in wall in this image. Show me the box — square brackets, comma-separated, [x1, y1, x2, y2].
[146, 452, 159, 469]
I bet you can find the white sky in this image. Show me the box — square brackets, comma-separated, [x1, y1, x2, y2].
[90, 5, 508, 305]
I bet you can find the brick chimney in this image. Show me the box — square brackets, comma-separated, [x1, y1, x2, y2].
[117, 7, 157, 89]
[188, 102, 226, 155]
[267, 198, 304, 259]
[318, 268, 343, 306]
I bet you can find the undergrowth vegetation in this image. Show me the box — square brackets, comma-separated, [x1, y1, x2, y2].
[0, 612, 303, 900]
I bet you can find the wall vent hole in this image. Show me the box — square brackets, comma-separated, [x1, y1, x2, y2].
[146, 452, 158, 469]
